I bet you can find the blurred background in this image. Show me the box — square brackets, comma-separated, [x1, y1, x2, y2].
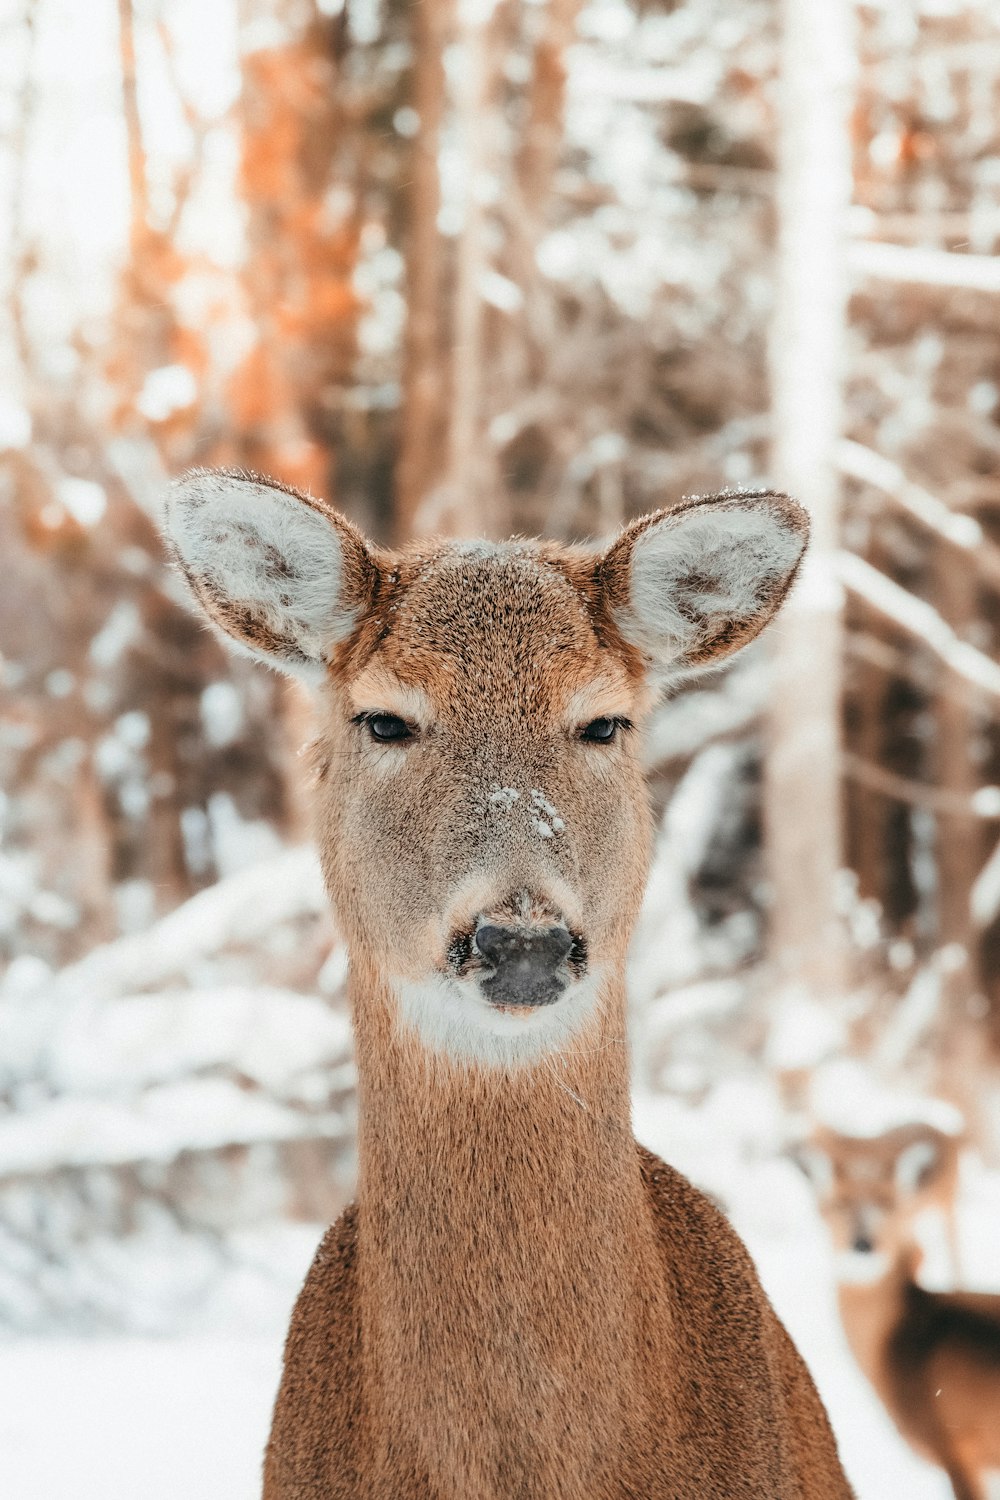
[1, 0, 999, 1495]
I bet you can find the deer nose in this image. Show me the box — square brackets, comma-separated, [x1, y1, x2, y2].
[852, 1233, 875, 1255]
[474, 923, 574, 1008]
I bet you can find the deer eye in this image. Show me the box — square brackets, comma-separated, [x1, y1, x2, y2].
[580, 716, 629, 744]
[362, 712, 413, 743]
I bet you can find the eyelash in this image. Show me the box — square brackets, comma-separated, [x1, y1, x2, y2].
[351, 713, 634, 744]
[579, 716, 634, 744]
[352, 711, 414, 743]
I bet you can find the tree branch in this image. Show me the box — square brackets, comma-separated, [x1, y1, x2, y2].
[839, 551, 1000, 701]
[843, 752, 1000, 820]
[849, 239, 1000, 293]
[117, 0, 149, 254]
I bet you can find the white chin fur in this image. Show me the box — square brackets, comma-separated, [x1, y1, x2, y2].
[836, 1249, 891, 1285]
[393, 970, 604, 1066]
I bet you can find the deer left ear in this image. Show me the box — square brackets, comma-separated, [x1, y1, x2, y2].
[599, 491, 809, 681]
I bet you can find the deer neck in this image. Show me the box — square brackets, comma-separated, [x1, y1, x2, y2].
[836, 1256, 911, 1394]
[349, 957, 662, 1492]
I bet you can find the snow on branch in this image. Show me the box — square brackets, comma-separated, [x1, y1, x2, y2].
[643, 658, 768, 766]
[0, 847, 338, 1098]
[849, 239, 1000, 293]
[971, 838, 1000, 930]
[839, 551, 1000, 701]
[44, 846, 328, 1007]
[0, 1069, 348, 1177]
[839, 440, 985, 551]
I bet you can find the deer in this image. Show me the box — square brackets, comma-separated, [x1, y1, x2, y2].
[164, 470, 853, 1500]
[799, 1124, 1000, 1500]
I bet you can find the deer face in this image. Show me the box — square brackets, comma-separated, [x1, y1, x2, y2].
[165, 472, 807, 1065]
[798, 1126, 958, 1283]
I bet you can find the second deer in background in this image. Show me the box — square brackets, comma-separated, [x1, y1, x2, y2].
[802, 1124, 1000, 1500]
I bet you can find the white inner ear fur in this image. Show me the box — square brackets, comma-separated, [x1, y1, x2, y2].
[795, 1145, 835, 1198]
[167, 473, 357, 680]
[620, 504, 804, 668]
[895, 1139, 940, 1195]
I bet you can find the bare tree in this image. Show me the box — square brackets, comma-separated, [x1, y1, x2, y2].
[764, 0, 855, 1004]
[395, 0, 453, 540]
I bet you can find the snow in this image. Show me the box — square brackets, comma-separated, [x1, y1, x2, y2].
[136, 365, 200, 423]
[0, 1337, 280, 1500]
[88, 602, 142, 670]
[530, 790, 565, 832]
[840, 550, 1000, 700]
[201, 682, 245, 749]
[55, 477, 107, 528]
[0, 395, 31, 450]
[642, 656, 768, 765]
[850, 237, 1000, 293]
[0, 1144, 963, 1500]
[488, 784, 521, 810]
[808, 1058, 964, 1140]
[839, 439, 983, 549]
[14, 846, 326, 1008]
[0, 1077, 343, 1175]
[0, 836, 994, 1495]
[972, 836, 1000, 927]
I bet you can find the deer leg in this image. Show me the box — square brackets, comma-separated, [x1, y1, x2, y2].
[942, 1458, 986, 1500]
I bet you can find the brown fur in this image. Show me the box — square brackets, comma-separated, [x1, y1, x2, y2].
[265, 974, 849, 1498]
[807, 1127, 1000, 1500]
[165, 476, 851, 1499]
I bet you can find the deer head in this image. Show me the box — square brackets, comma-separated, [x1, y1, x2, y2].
[165, 471, 807, 1066]
[797, 1124, 961, 1283]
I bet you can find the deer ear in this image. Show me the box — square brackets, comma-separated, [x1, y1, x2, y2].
[164, 469, 377, 681]
[789, 1143, 834, 1197]
[895, 1139, 942, 1195]
[599, 491, 808, 681]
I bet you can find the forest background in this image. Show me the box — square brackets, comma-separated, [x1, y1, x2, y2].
[1, 0, 999, 1495]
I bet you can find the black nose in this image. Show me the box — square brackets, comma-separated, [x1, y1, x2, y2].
[474, 923, 574, 1008]
[852, 1234, 875, 1255]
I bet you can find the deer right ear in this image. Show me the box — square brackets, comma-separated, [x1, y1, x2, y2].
[895, 1139, 942, 1195]
[164, 469, 377, 682]
[599, 491, 808, 683]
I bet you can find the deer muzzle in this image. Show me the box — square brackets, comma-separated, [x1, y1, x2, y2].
[473, 922, 575, 1008]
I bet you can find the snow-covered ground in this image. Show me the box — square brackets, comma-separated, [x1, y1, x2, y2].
[0, 1336, 281, 1500]
[0, 1240, 950, 1500]
[0, 847, 992, 1497]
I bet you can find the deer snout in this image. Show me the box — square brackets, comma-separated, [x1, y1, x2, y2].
[463, 921, 580, 1009]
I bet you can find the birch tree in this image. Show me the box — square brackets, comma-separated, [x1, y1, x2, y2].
[764, 0, 855, 1005]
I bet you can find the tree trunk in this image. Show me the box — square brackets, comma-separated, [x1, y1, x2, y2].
[438, 2, 495, 539]
[395, 0, 453, 541]
[117, 0, 149, 261]
[931, 539, 991, 1125]
[764, 0, 855, 1001]
[515, 0, 579, 226]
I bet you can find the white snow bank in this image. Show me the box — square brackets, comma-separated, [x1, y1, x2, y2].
[37, 846, 328, 1005]
[0, 1337, 281, 1500]
[0, 1077, 347, 1176]
[44, 986, 352, 1096]
[809, 1058, 965, 1140]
